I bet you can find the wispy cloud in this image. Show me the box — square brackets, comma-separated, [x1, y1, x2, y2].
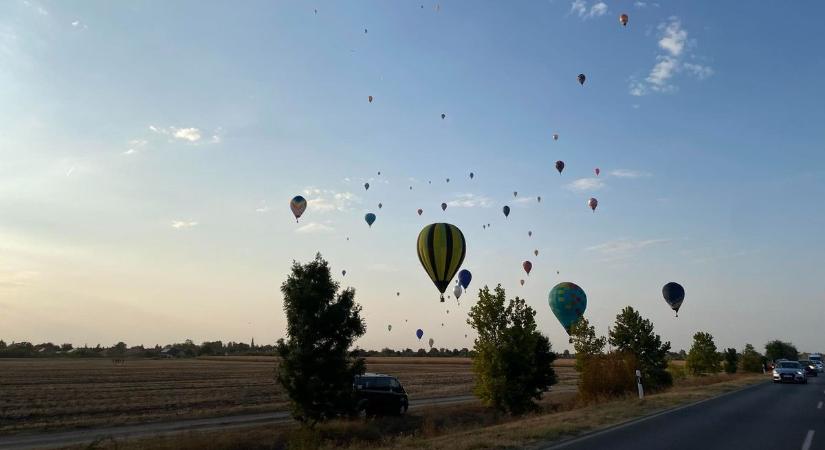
[71, 20, 88, 29]
[446, 193, 493, 208]
[295, 222, 334, 234]
[610, 169, 651, 178]
[629, 17, 712, 96]
[171, 220, 198, 229]
[586, 238, 670, 261]
[149, 125, 222, 145]
[566, 178, 605, 192]
[302, 188, 360, 212]
[570, 0, 608, 19]
[123, 139, 147, 155]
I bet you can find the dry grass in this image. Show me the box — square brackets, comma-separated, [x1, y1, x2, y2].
[0, 357, 577, 434]
[87, 373, 766, 450]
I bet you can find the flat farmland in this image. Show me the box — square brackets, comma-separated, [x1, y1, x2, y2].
[0, 357, 577, 434]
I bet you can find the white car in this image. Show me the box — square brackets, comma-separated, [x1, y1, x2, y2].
[814, 361, 824, 373]
[772, 361, 806, 384]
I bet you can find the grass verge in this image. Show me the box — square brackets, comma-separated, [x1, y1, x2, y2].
[70, 373, 766, 450]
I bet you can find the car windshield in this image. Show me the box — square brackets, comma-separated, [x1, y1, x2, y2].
[799, 361, 810, 365]
[778, 362, 800, 369]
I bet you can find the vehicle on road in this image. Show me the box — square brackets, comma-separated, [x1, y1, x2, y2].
[809, 353, 823, 372]
[354, 373, 409, 416]
[772, 361, 806, 384]
[814, 361, 824, 373]
[799, 360, 818, 377]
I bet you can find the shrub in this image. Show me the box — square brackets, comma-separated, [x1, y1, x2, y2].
[723, 348, 738, 374]
[578, 352, 638, 400]
[740, 344, 764, 372]
[570, 317, 606, 373]
[686, 331, 721, 375]
[608, 306, 673, 390]
[764, 340, 798, 362]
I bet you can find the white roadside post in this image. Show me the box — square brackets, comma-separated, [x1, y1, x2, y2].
[636, 369, 644, 399]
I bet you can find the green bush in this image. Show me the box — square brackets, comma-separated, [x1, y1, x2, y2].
[686, 331, 721, 375]
[723, 348, 738, 374]
[667, 364, 688, 381]
[740, 344, 764, 372]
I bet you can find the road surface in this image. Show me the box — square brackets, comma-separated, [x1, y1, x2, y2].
[0, 395, 476, 450]
[541, 374, 825, 450]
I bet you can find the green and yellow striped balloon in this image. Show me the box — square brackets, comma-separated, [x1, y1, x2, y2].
[417, 223, 466, 301]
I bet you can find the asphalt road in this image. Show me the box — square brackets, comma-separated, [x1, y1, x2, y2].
[543, 374, 825, 450]
[0, 395, 477, 450]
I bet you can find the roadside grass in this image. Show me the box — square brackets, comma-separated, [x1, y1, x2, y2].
[81, 373, 765, 450]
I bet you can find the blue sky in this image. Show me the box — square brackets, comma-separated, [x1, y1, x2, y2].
[1, 0, 824, 353]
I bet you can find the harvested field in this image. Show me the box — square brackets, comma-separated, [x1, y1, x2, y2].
[0, 357, 577, 434]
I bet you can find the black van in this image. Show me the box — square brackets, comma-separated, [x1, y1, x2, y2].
[353, 373, 409, 416]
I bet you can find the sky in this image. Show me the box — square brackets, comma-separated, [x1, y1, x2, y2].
[1, 0, 824, 353]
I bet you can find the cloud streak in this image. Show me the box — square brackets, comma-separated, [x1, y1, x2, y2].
[610, 169, 651, 178]
[570, 0, 608, 19]
[171, 220, 198, 229]
[629, 17, 713, 96]
[295, 222, 334, 234]
[302, 188, 360, 213]
[446, 193, 493, 208]
[566, 178, 605, 192]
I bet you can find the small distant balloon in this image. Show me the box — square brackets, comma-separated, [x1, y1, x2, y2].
[553, 133, 559, 141]
[290, 195, 307, 222]
[368, 95, 373, 103]
[342, 270, 347, 276]
[453, 283, 463, 299]
[428, 337, 434, 348]
[397, 292, 400, 296]
[513, 191, 518, 197]
[469, 172, 474, 179]
[537, 196, 542, 203]
[364, 182, 370, 190]
[555, 160, 565, 174]
[417, 208, 423, 216]
[458, 269, 472, 289]
[365, 213, 376, 227]
[619, 13, 629, 26]
[523, 260, 532, 276]
[502, 205, 511, 218]
[595, 168, 601, 176]
[588, 197, 598, 212]
[388, 324, 392, 332]
[416, 329, 424, 340]
[528, 231, 533, 237]
[377, 171, 381, 176]
[364, 28, 368, 34]
[378, 202, 383, 209]
[441, 113, 446, 120]
[534, 249, 539, 256]
[441, 202, 447, 211]
[520, 279, 525, 286]
[446, 178, 450, 183]
[577, 73, 586, 85]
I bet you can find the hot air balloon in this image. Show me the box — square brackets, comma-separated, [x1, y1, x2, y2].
[469, 172, 474, 179]
[428, 338, 434, 348]
[368, 95, 373, 103]
[534, 249, 539, 256]
[453, 283, 462, 299]
[458, 269, 472, 289]
[410, 186, 413, 190]
[417, 208, 423, 216]
[549, 282, 587, 342]
[519, 279, 525, 286]
[555, 161, 565, 174]
[364, 182, 370, 190]
[290, 195, 307, 222]
[553, 133, 559, 141]
[365, 213, 376, 227]
[342, 270, 347, 276]
[378, 202, 383, 209]
[388, 324, 392, 332]
[513, 191, 518, 197]
[482, 225, 486, 229]
[397, 292, 400, 296]
[417, 223, 467, 302]
[446, 178, 450, 183]
[502, 205, 511, 218]
[619, 13, 629, 26]
[416, 329, 424, 340]
[441, 202, 447, 211]
[595, 168, 600, 176]
[537, 196, 541, 203]
[528, 231, 532, 237]
[588, 198, 598, 212]
[523, 261, 532, 276]
[377, 171, 381, 176]
[441, 113, 446, 119]
[662, 282, 685, 316]
[577, 73, 586, 85]
[364, 28, 368, 34]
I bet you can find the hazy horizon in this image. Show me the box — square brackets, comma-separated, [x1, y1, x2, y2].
[1, 1, 824, 353]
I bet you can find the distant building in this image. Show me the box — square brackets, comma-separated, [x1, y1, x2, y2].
[159, 347, 182, 358]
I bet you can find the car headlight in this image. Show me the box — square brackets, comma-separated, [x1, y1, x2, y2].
[772, 370, 779, 376]
[796, 371, 803, 375]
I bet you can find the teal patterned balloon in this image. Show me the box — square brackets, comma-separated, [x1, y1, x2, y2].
[548, 282, 587, 336]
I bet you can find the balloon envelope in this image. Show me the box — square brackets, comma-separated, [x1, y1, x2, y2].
[502, 205, 511, 218]
[577, 73, 586, 85]
[588, 198, 598, 211]
[417, 223, 467, 300]
[453, 284, 462, 299]
[520, 279, 525, 286]
[662, 282, 685, 315]
[418, 208, 423, 216]
[555, 161, 565, 174]
[595, 168, 600, 176]
[620, 13, 629, 26]
[290, 195, 307, 221]
[549, 282, 587, 335]
[388, 324, 392, 331]
[364, 182, 370, 190]
[441, 113, 446, 119]
[523, 260, 532, 275]
[368, 95, 373, 103]
[458, 269, 472, 289]
[365, 213, 376, 227]
[416, 329, 424, 340]
[441, 202, 447, 211]
[553, 133, 559, 141]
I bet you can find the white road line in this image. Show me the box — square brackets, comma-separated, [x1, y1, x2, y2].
[818, 401, 823, 410]
[802, 430, 814, 450]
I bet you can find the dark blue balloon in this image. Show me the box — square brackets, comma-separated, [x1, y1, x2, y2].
[458, 269, 472, 290]
[502, 205, 511, 218]
[416, 329, 424, 340]
[365, 213, 376, 227]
